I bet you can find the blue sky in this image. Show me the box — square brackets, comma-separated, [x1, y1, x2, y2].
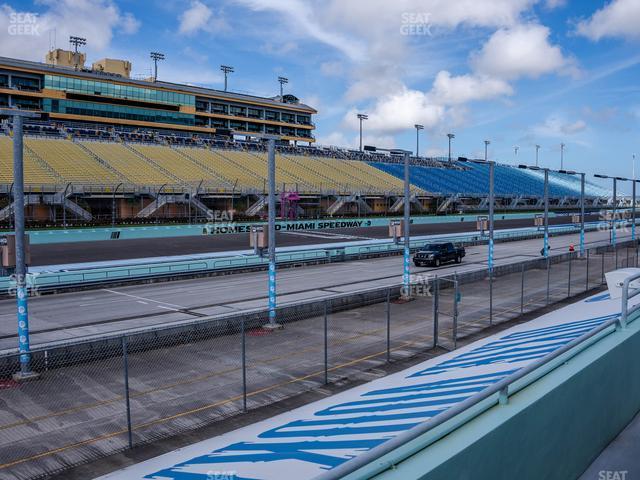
[1, 0, 639, 185]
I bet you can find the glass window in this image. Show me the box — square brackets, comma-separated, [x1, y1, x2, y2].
[43, 74, 196, 107]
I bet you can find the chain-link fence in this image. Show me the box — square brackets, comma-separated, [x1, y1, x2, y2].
[0, 240, 637, 479]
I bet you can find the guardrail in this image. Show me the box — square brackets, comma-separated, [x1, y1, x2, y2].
[621, 271, 640, 327]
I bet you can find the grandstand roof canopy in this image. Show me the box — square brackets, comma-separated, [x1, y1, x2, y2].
[0, 56, 317, 113]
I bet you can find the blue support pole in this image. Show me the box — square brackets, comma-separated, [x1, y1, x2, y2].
[267, 138, 277, 324]
[9, 112, 36, 378]
[488, 162, 495, 271]
[403, 151, 411, 295]
[544, 169, 549, 258]
[580, 172, 585, 256]
[612, 178, 617, 247]
[632, 180, 636, 242]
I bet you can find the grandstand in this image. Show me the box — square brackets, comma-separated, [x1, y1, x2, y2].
[0, 47, 612, 223]
[0, 128, 611, 223]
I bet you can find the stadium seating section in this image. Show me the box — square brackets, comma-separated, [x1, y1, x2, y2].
[0, 133, 608, 198]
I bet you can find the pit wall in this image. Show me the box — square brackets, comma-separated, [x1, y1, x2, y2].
[2, 212, 560, 245]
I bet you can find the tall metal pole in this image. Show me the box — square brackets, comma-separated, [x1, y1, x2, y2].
[580, 173, 585, 255]
[612, 178, 617, 247]
[560, 143, 565, 170]
[536, 144, 540, 167]
[11, 113, 34, 377]
[359, 118, 363, 152]
[402, 151, 411, 297]
[544, 168, 549, 257]
[633, 180, 636, 242]
[414, 124, 423, 157]
[488, 161, 495, 271]
[267, 138, 278, 326]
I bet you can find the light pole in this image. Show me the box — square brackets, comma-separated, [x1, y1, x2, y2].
[1, 107, 39, 379]
[560, 142, 565, 170]
[357, 114, 368, 152]
[630, 179, 639, 242]
[514, 146, 519, 157]
[484, 140, 490, 162]
[461, 157, 495, 271]
[267, 136, 278, 326]
[69, 36, 86, 70]
[277, 76, 288, 97]
[559, 169, 586, 255]
[447, 133, 455, 162]
[414, 124, 424, 157]
[594, 174, 622, 247]
[220, 65, 234, 92]
[535, 144, 540, 167]
[365, 145, 412, 296]
[243, 132, 282, 327]
[519, 164, 550, 257]
[150, 52, 165, 81]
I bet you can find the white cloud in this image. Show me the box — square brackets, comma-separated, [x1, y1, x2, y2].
[576, 0, 640, 41]
[0, 0, 139, 61]
[531, 115, 588, 138]
[316, 131, 395, 150]
[260, 41, 298, 56]
[120, 12, 140, 35]
[178, 0, 226, 35]
[544, 0, 567, 9]
[430, 71, 513, 105]
[320, 61, 344, 77]
[471, 23, 574, 80]
[343, 90, 446, 134]
[562, 119, 587, 134]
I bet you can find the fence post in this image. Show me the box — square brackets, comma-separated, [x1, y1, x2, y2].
[489, 269, 493, 325]
[586, 249, 590, 292]
[567, 253, 572, 298]
[546, 256, 551, 306]
[601, 252, 605, 285]
[453, 274, 459, 350]
[386, 289, 391, 363]
[324, 300, 329, 383]
[615, 246, 619, 269]
[241, 315, 247, 412]
[626, 245, 630, 268]
[520, 262, 525, 314]
[121, 336, 133, 449]
[432, 276, 439, 349]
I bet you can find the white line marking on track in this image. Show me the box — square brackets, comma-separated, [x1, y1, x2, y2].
[102, 288, 187, 309]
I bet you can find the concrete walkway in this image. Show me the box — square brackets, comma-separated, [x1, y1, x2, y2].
[579, 411, 640, 480]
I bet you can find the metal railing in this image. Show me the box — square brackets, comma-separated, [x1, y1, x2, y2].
[621, 271, 640, 327]
[317, 256, 640, 480]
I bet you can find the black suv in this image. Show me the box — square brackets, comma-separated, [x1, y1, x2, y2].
[413, 242, 465, 267]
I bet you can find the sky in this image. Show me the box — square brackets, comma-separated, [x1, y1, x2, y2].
[1, 0, 639, 185]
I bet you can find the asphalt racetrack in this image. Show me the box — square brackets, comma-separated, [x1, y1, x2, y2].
[29, 214, 599, 266]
